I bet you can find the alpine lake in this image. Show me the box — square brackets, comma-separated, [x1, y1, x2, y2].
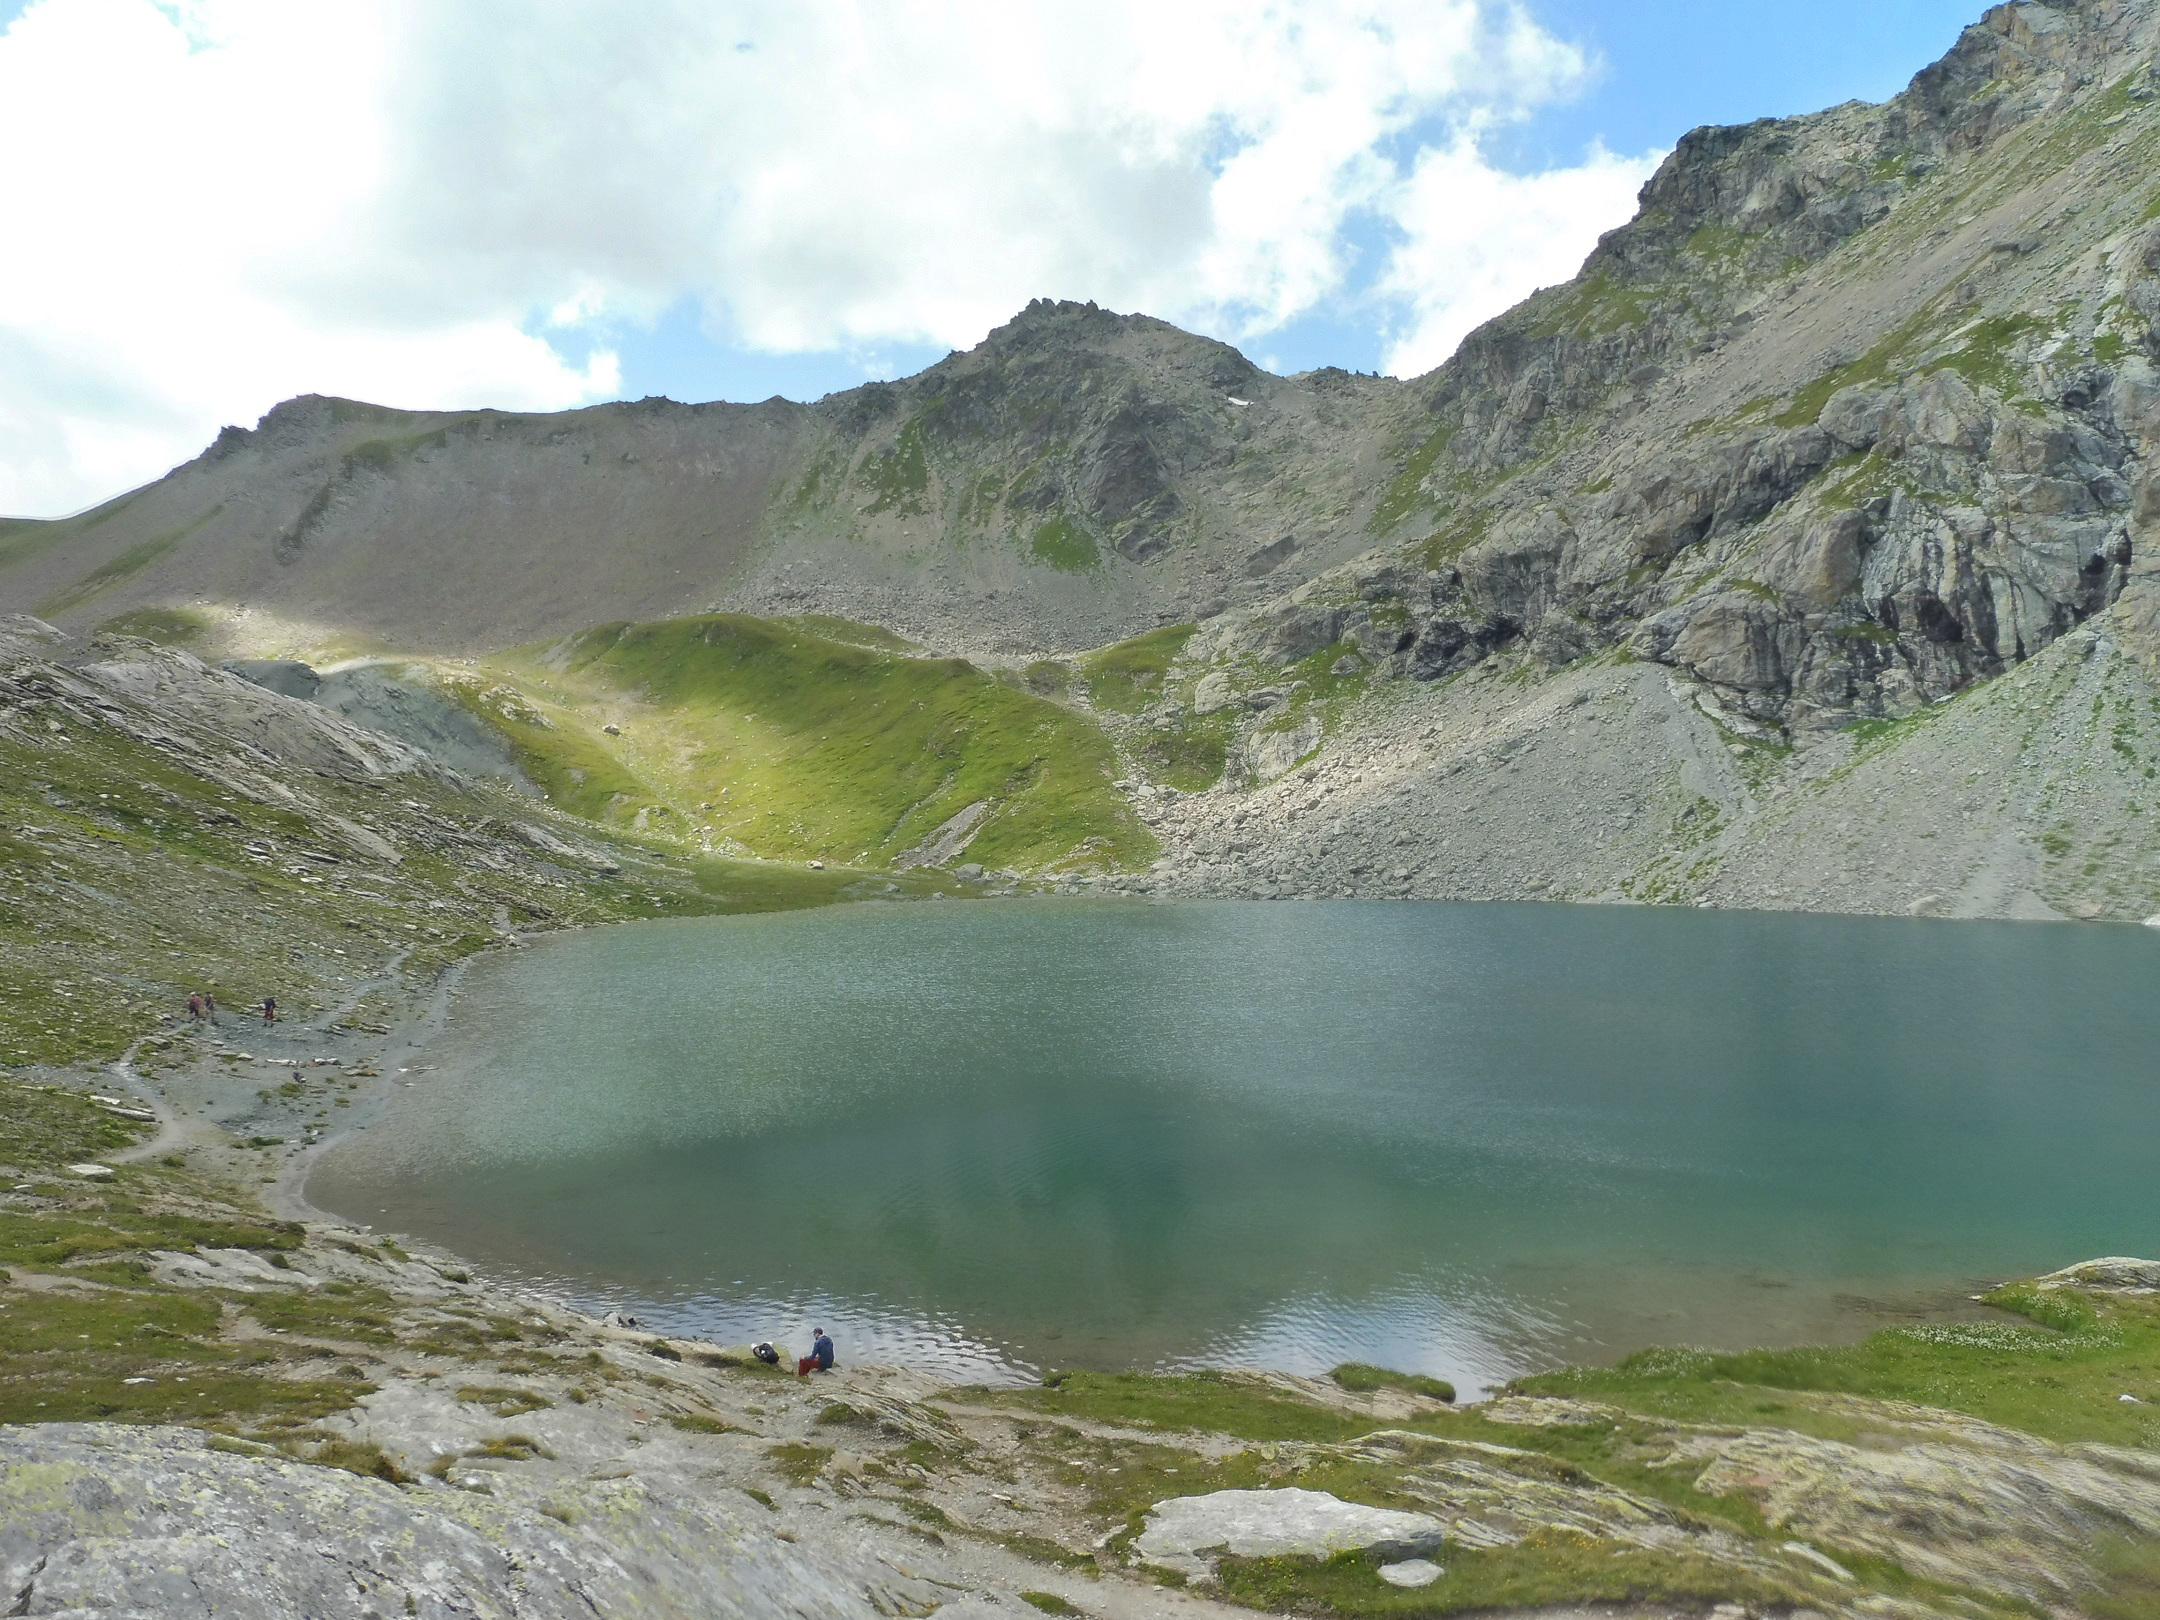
[307, 899, 2160, 1394]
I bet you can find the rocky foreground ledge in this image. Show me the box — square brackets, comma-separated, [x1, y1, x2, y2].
[5, 1080, 2160, 1619]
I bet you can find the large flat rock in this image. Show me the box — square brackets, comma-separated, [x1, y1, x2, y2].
[0, 1423, 912, 1619]
[1134, 1486, 1444, 1580]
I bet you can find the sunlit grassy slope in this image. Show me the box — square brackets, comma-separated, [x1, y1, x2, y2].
[443, 614, 1153, 873]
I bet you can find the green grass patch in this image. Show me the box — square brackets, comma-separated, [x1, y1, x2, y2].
[1029, 516, 1100, 572]
[0, 1085, 150, 1173]
[1773, 300, 1946, 427]
[1330, 1363, 1455, 1403]
[1937, 313, 2045, 395]
[772, 614, 915, 652]
[1370, 425, 1455, 535]
[862, 415, 932, 514]
[457, 1383, 553, 1417]
[1019, 1592, 1079, 1615]
[0, 515, 70, 577]
[306, 1437, 413, 1484]
[669, 1412, 740, 1435]
[0, 1112, 371, 1430]
[1524, 270, 1667, 342]
[1022, 660, 1072, 697]
[766, 1441, 832, 1485]
[1516, 1285, 2160, 1450]
[1003, 1370, 1375, 1443]
[1134, 709, 1233, 792]
[479, 614, 1151, 873]
[1419, 510, 1490, 570]
[93, 606, 215, 647]
[1079, 625, 1195, 715]
[467, 1432, 554, 1461]
[2091, 1534, 2160, 1620]
[1215, 1533, 1795, 1616]
[243, 1282, 401, 1347]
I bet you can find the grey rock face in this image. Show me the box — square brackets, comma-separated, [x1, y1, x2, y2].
[219, 658, 320, 700]
[2040, 1255, 2160, 1290]
[1134, 1487, 1446, 1582]
[1245, 714, 1323, 782]
[0, 1424, 904, 1619]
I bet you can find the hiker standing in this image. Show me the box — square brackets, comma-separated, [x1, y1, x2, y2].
[261, 996, 278, 1024]
[186, 993, 204, 1024]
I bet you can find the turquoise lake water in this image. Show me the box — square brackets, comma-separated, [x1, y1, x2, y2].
[308, 900, 2160, 1393]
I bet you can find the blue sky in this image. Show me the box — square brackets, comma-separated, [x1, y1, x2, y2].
[0, 0, 1995, 514]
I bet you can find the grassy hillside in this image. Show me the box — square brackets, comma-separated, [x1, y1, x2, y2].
[437, 614, 1154, 874]
[0, 629, 956, 1070]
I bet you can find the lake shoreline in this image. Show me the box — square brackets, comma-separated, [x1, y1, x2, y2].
[270, 899, 2133, 1393]
[9, 1062, 2160, 1618]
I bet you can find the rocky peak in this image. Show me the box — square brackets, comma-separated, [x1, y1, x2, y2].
[1215, 0, 2160, 741]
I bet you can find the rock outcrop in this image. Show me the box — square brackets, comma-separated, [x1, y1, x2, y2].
[0, 1424, 908, 1620]
[1133, 1487, 1446, 1582]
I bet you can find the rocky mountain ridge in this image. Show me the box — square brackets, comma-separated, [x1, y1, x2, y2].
[0, 304, 1412, 656]
[8, 0, 2160, 921]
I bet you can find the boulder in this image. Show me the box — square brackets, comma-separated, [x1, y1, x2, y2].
[1245, 715, 1322, 783]
[2040, 1257, 2160, 1291]
[1819, 385, 1890, 452]
[1378, 1558, 1444, 1588]
[1755, 508, 1870, 609]
[1134, 1488, 1445, 1581]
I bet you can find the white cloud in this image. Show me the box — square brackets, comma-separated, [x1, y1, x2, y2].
[1378, 137, 1663, 375]
[0, 0, 1656, 516]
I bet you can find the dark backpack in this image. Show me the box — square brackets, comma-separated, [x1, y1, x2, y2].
[751, 1342, 779, 1365]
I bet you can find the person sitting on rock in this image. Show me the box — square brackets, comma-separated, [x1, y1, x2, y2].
[796, 1328, 835, 1377]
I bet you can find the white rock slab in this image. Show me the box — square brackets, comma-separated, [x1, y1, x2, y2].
[1378, 1558, 1443, 1587]
[1135, 1487, 1445, 1580]
[150, 1247, 317, 1291]
[65, 1163, 114, 1180]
